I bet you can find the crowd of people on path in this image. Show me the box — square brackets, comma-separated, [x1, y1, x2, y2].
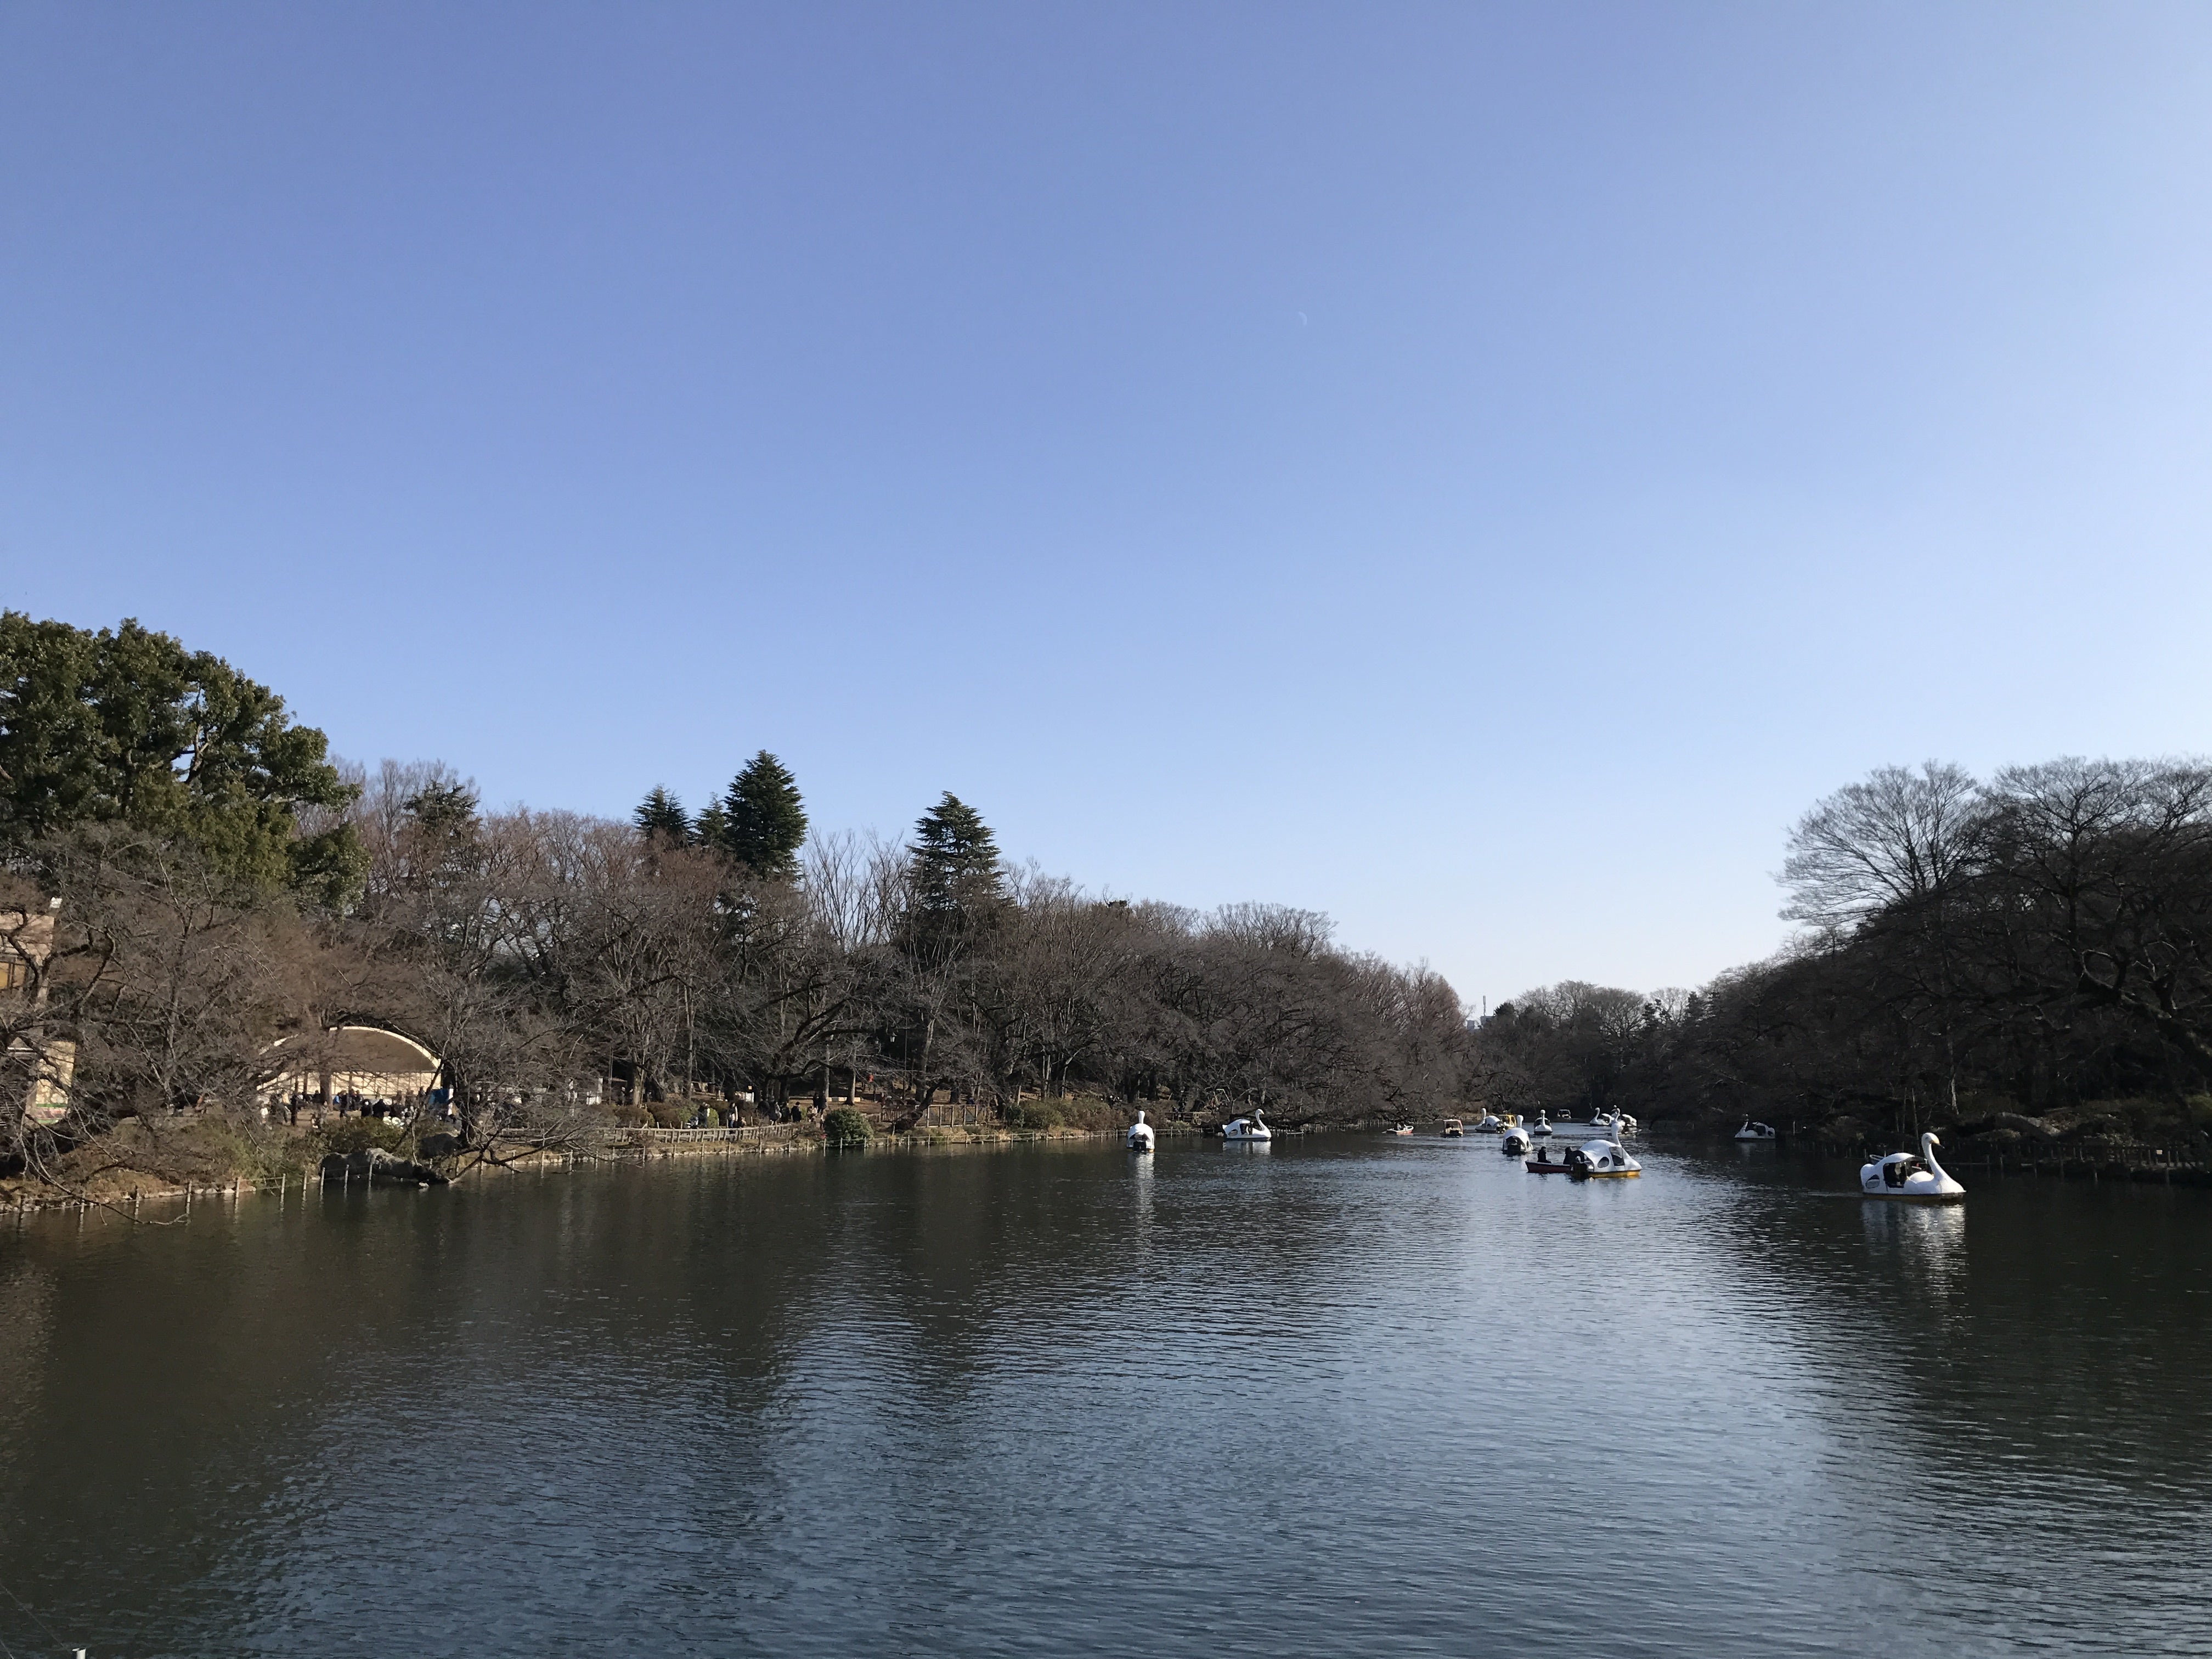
[271, 1090, 460, 1128]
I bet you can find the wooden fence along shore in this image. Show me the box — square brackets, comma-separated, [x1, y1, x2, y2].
[1942, 1148, 2212, 1187]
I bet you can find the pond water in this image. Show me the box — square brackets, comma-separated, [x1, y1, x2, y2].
[2, 1133, 2208, 1657]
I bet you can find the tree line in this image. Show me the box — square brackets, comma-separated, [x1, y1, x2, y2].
[2, 613, 1474, 1175]
[22, 613, 2190, 1170]
[1478, 759, 2212, 1147]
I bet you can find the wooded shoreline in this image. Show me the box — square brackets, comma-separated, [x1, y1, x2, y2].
[8, 617, 2212, 1197]
[12, 1114, 2210, 1218]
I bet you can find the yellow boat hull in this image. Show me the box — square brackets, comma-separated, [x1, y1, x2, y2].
[1860, 1191, 1962, 1203]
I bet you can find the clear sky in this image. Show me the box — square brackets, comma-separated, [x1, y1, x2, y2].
[6, 3, 2212, 1011]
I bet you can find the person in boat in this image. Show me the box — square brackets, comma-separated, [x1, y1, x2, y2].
[1536, 1144, 1548, 1164]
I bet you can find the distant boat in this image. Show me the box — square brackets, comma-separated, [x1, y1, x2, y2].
[1860, 1132, 1965, 1202]
[1531, 1111, 1554, 1140]
[1735, 1120, 1778, 1142]
[1472, 1114, 1504, 1134]
[1500, 1124, 1532, 1156]
[1385, 1123, 1414, 1137]
[1221, 1111, 1273, 1143]
[1440, 1118, 1465, 1138]
[1525, 1141, 1570, 1175]
[1127, 1110, 1155, 1153]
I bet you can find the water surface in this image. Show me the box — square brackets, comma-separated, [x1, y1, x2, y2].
[2, 1135, 2208, 1656]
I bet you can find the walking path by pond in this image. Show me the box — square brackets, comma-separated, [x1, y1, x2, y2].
[2, 1135, 2207, 1657]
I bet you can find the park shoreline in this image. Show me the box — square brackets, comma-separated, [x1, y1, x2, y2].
[1, 1116, 1220, 1215]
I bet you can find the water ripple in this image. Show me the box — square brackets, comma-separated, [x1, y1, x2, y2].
[0, 1138, 2207, 1656]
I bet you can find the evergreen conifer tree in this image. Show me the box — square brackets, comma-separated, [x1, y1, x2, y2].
[717, 752, 808, 878]
[691, 801, 729, 851]
[910, 792, 1004, 914]
[634, 786, 691, 846]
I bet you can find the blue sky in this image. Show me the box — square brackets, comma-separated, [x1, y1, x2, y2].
[6, 3, 2211, 1009]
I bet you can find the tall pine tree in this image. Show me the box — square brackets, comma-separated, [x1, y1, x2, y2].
[634, 786, 691, 847]
[716, 752, 807, 878]
[691, 800, 729, 851]
[910, 793, 1003, 914]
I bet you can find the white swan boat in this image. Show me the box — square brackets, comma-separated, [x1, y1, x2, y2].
[1472, 1114, 1504, 1134]
[1500, 1124, 1532, 1156]
[1564, 1114, 1640, 1179]
[1385, 1122, 1414, 1136]
[1735, 1120, 1778, 1142]
[1531, 1111, 1554, 1140]
[1221, 1111, 1273, 1143]
[1127, 1110, 1155, 1152]
[1861, 1132, 1965, 1202]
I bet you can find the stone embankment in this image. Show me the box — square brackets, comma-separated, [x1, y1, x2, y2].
[318, 1147, 449, 1187]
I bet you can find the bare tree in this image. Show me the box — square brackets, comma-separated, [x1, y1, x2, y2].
[1976, 757, 2212, 1070]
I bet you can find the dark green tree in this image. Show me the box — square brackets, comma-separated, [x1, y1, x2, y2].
[716, 751, 808, 878]
[910, 792, 1004, 917]
[691, 800, 730, 851]
[397, 778, 483, 895]
[634, 786, 691, 847]
[405, 779, 481, 840]
[0, 611, 358, 893]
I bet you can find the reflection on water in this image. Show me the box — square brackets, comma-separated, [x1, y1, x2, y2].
[1860, 1200, 1970, 1291]
[1, 1140, 2208, 1658]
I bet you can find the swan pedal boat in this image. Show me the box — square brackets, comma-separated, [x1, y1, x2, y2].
[1385, 1124, 1414, 1136]
[1566, 1136, 1641, 1178]
[1735, 1120, 1778, 1142]
[1126, 1110, 1155, 1152]
[1500, 1125, 1532, 1156]
[1221, 1113, 1273, 1143]
[1527, 1115, 1641, 1179]
[1860, 1132, 1965, 1202]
